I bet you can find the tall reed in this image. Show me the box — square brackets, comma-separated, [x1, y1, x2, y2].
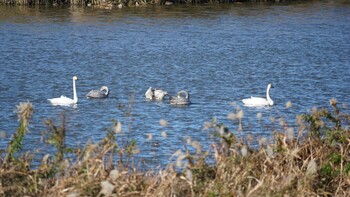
[0, 0, 296, 6]
[4, 102, 33, 163]
[0, 99, 349, 196]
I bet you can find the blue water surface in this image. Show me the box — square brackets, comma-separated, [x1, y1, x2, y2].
[0, 1, 350, 168]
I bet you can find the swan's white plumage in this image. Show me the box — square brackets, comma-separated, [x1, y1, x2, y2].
[242, 84, 274, 106]
[145, 87, 168, 100]
[154, 89, 167, 100]
[242, 97, 270, 106]
[145, 87, 153, 100]
[48, 76, 78, 106]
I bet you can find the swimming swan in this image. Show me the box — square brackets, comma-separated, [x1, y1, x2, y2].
[242, 84, 274, 106]
[86, 86, 110, 99]
[169, 90, 191, 105]
[145, 87, 168, 100]
[48, 76, 78, 106]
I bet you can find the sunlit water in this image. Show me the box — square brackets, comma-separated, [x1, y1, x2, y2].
[1, 1, 350, 169]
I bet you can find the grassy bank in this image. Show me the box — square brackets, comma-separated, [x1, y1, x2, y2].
[0, 0, 298, 7]
[0, 99, 349, 196]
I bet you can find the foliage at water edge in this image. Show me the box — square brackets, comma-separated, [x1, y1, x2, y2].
[0, 99, 350, 196]
[0, 0, 300, 7]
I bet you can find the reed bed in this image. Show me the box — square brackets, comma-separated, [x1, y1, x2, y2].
[0, 99, 350, 196]
[0, 0, 294, 6]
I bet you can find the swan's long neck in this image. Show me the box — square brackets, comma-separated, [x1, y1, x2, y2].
[105, 87, 109, 96]
[266, 86, 273, 105]
[73, 79, 78, 103]
[178, 91, 189, 99]
[185, 91, 189, 99]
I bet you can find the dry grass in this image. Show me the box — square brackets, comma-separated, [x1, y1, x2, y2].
[1, 99, 350, 196]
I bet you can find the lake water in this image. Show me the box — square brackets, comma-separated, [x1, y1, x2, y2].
[1, 1, 350, 169]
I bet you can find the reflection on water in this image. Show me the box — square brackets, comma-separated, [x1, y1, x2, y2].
[1, 1, 350, 168]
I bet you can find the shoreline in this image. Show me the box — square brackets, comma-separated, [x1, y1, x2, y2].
[0, 0, 303, 7]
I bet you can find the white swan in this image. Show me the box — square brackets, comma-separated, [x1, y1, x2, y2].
[169, 90, 191, 105]
[242, 84, 274, 106]
[48, 76, 78, 106]
[145, 87, 168, 100]
[86, 86, 109, 99]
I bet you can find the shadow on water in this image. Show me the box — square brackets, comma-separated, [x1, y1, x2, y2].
[2, 1, 349, 23]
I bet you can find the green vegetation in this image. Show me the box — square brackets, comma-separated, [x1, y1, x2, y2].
[1, 99, 349, 196]
[0, 0, 299, 7]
